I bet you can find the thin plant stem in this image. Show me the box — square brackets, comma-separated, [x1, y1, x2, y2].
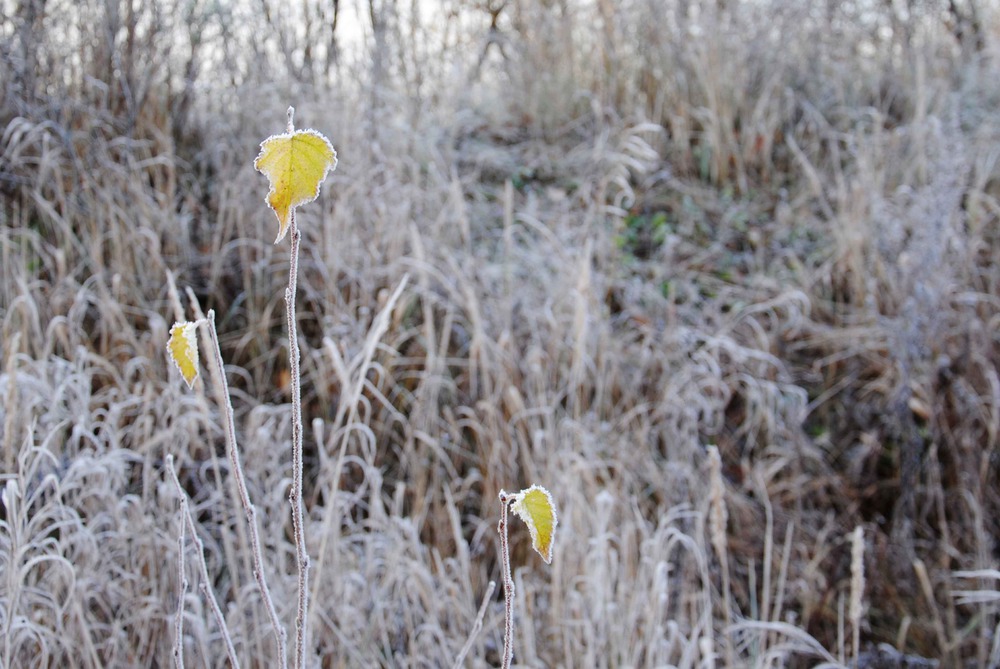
[167, 454, 240, 669]
[452, 580, 497, 669]
[202, 309, 288, 667]
[284, 105, 311, 669]
[849, 526, 865, 667]
[288, 212, 310, 669]
[172, 462, 188, 669]
[498, 490, 515, 669]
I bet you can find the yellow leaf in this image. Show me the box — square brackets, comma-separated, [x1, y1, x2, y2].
[253, 129, 337, 243]
[510, 485, 558, 563]
[167, 321, 200, 388]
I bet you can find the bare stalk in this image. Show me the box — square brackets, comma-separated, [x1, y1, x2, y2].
[452, 580, 497, 669]
[166, 454, 240, 669]
[202, 309, 288, 667]
[284, 106, 311, 669]
[172, 462, 188, 669]
[849, 525, 865, 667]
[498, 490, 515, 669]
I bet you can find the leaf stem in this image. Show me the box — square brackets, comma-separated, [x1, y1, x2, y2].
[286, 207, 310, 669]
[170, 454, 188, 669]
[204, 310, 288, 667]
[498, 490, 515, 669]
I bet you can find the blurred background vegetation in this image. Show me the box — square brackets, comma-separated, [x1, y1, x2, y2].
[2, 0, 999, 666]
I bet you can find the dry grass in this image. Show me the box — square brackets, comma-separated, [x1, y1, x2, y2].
[2, 0, 1000, 666]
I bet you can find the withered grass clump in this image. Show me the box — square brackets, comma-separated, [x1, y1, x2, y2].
[2, 1, 1000, 666]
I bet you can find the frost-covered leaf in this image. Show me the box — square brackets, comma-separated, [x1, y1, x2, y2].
[509, 485, 558, 564]
[253, 129, 337, 243]
[167, 321, 200, 388]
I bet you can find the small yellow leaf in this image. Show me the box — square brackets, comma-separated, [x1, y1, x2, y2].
[510, 485, 558, 563]
[253, 129, 337, 243]
[167, 321, 200, 388]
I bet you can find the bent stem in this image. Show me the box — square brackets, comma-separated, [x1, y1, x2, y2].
[283, 106, 311, 669]
[498, 490, 515, 669]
